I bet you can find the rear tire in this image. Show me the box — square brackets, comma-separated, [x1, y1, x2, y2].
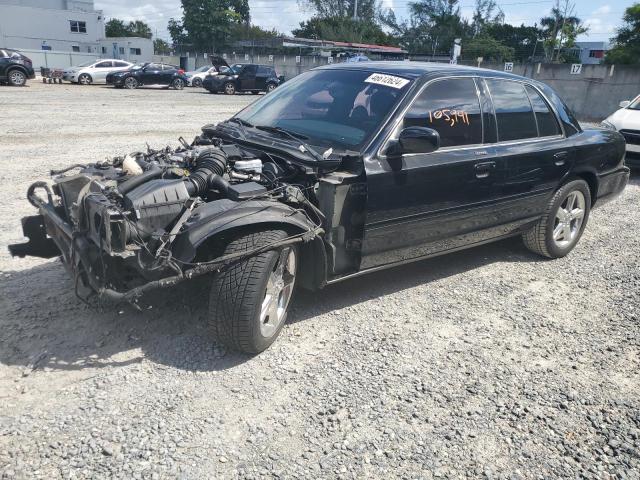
[172, 78, 185, 90]
[208, 229, 297, 354]
[192, 77, 203, 88]
[523, 179, 591, 258]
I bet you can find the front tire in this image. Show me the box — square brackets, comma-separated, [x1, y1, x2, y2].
[209, 229, 297, 354]
[8, 69, 27, 86]
[78, 73, 92, 85]
[124, 77, 138, 89]
[523, 179, 591, 258]
[266, 83, 277, 93]
[224, 82, 236, 95]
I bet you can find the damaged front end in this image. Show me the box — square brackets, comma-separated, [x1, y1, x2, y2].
[9, 131, 324, 305]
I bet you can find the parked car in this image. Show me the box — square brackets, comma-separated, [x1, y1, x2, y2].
[186, 56, 230, 87]
[601, 95, 640, 168]
[203, 63, 282, 94]
[106, 63, 189, 89]
[0, 48, 35, 86]
[10, 62, 629, 354]
[62, 59, 133, 85]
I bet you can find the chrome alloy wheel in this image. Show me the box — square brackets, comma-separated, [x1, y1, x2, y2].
[552, 190, 586, 248]
[124, 77, 138, 89]
[259, 247, 296, 337]
[9, 70, 26, 86]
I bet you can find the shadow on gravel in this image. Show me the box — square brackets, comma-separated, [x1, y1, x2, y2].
[0, 236, 538, 374]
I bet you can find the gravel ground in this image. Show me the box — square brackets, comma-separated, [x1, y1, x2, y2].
[0, 82, 639, 479]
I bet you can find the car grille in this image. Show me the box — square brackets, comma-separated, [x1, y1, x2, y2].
[621, 129, 640, 145]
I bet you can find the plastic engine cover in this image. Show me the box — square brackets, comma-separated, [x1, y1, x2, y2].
[124, 179, 190, 236]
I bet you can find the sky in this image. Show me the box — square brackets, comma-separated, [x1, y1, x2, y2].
[93, 0, 632, 44]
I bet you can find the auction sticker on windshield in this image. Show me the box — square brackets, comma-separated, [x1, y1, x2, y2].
[364, 73, 410, 89]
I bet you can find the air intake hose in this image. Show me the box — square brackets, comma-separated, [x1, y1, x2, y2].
[185, 149, 228, 196]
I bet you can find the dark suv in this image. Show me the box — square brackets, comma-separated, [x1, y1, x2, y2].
[203, 64, 282, 94]
[0, 48, 35, 86]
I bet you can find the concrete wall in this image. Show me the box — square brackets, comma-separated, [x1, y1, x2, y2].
[0, 2, 105, 53]
[17, 48, 97, 69]
[99, 37, 153, 64]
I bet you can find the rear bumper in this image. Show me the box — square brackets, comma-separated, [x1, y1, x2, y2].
[595, 166, 630, 207]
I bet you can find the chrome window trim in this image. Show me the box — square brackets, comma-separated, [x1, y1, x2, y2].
[378, 74, 568, 159]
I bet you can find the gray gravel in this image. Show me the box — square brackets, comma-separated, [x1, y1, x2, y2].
[1, 81, 639, 479]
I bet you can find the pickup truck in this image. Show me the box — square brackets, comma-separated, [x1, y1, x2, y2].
[10, 62, 629, 353]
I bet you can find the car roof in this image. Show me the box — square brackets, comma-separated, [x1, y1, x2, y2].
[318, 60, 524, 81]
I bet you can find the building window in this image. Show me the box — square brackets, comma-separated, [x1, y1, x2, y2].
[119, 47, 125, 55]
[589, 50, 604, 59]
[72, 46, 80, 52]
[130, 48, 142, 56]
[70, 21, 87, 33]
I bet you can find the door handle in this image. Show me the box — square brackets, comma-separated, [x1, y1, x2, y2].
[475, 161, 496, 178]
[554, 151, 569, 166]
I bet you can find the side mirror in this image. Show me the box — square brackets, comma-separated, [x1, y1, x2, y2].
[386, 127, 441, 156]
[619, 100, 631, 108]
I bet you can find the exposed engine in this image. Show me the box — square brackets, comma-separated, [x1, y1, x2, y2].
[22, 133, 325, 302]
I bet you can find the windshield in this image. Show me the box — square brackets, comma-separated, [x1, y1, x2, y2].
[194, 65, 210, 73]
[131, 63, 145, 70]
[235, 69, 412, 150]
[628, 95, 640, 110]
[228, 64, 243, 74]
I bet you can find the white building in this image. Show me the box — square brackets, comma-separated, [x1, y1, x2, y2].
[0, 0, 152, 63]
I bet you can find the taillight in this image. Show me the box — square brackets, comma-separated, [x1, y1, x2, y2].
[178, 69, 185, 74]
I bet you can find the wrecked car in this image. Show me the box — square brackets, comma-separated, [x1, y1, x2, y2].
[10, 62, 630, 353]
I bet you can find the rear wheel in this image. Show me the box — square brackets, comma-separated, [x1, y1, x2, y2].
[8, 69, 26, 86]
[172, 78, 185, 90]
[124, 77, 138, 89]
[208, 229, 297, 354]
[523, 179, 591, 258]
[78, 73, 92, 85]
[224, 82, 236, 95]
[192, 77, 203, 88]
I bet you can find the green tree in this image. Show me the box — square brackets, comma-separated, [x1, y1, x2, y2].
[462, 34, 514, 61]
[105, 19, 129, 37]
[301, 0, 380, 21]
[154, 38, 171, 55]
[471, 0, 504, 36]
[293, 16, 395, 44]
[169, 0, 251, 51]
[105, 18, 153, 39]
[606, 3, 640, 64]
[484, 23, 541, 62]
[539, 0, 587, 62]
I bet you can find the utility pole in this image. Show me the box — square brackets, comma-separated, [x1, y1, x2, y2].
[353, 0, 358, 20]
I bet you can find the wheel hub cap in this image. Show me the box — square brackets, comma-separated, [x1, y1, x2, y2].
[259, 247, 296, 337]
[552, 190, 585, 248]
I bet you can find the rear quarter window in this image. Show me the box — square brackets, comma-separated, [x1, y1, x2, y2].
[525, 85, 561, 137]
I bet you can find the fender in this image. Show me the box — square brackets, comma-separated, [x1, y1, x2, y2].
[171, 198, 318, 263]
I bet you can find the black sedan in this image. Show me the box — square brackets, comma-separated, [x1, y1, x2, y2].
[106, 62, 189, 89]
[203, 63, 282, 94]
[11, 62, 629, 353]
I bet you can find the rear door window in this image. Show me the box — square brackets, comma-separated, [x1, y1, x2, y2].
[525, 85, 561, 137]
[114, 61, 129, 67]
[486, 79, 538, 141]
[95, 61, 113, 68]
[404, 77, 483, 148]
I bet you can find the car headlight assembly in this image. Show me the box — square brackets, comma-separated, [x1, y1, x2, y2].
[600, 120, 617, 131]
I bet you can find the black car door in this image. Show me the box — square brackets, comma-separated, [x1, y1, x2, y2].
[482, 79, 571, 220]
[255, 66, 270, 90]
[362, 76, 510, 270]
[161, 64, 176, 84]
[141, 63, 162, 84]
[238, 65, 257, 91]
